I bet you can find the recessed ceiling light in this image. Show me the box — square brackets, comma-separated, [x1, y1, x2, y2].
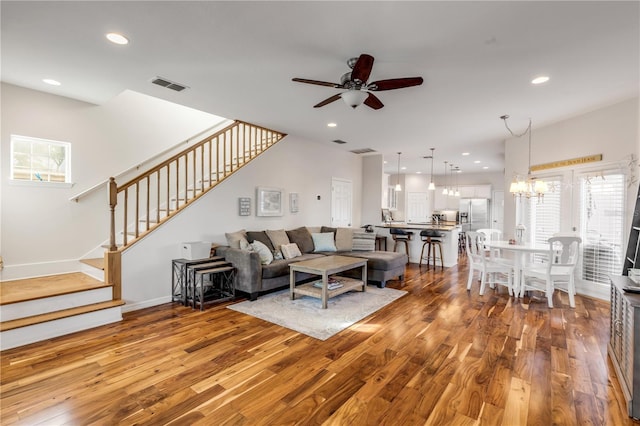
[531, 76, 549, 85]
[416, 171, 422, 174]
[462, 152, 470, 156]
[483, 166, 489, 169]
[474, 160, 481, 164]
[327, 122, 337, 128]
[401, 167, 406, 170]
[106, 32, 129, 45]
[42, 78, 61, 86]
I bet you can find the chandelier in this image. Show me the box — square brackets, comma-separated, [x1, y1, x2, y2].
[501, 115, 548, 200]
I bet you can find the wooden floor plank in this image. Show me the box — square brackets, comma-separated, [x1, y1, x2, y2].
[1, 260, 639, 425]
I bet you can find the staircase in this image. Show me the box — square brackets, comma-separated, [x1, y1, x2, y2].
[0, 120, 286, 350]
[0, 273, 124, 350]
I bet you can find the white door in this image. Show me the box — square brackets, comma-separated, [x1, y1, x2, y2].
[407, 192, 428, 223]
[331, 178, 352, 227]
[492, 190, 504, 233]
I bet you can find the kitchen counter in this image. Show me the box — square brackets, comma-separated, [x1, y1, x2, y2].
[378, 222, 459, 231]
[376, 223, 461, 267]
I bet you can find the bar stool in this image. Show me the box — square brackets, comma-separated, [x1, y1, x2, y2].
[419, 229, 444, 269]
[389, 228, 413, 262]
[458, 231, 467, 255]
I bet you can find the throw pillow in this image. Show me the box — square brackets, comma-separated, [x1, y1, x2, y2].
[320, 226, 337, 237]
[286, 227, 314, 253]
[225, 229, 247, 249]
[281, 242, 302, 259]
[246, 231, 275, 251]
[312, 232, 337, 252]
[335, 228, 354, 251]
[250, 240, 274, 265]
[239, 238, 252, 251]
[266, 229, 290, 250]
[352, 231, 376, 251]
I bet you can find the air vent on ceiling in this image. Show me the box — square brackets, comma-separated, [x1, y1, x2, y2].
[350, 148, 377, 154]
[151, 77, 189, 92]
[332, 139, 347, 145]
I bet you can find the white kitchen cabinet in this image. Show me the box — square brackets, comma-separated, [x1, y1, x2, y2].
[458, 185, 492, 199]
[434, 187, 459, 210]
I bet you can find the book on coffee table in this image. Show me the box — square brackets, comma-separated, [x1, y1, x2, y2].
[311, 276, 344, 290]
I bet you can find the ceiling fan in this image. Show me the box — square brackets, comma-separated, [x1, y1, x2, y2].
[292, 53, 423, 110]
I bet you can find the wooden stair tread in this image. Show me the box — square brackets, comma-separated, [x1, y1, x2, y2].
[0, 299, 125, 332]
[80, 258, 104, 270]
[1, 273, 110, 305]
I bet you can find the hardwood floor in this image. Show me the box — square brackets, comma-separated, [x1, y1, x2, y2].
[1, 258, 638, 425]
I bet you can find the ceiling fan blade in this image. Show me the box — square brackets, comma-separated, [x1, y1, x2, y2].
[364, 93, 384, 110]
[313, 93, 342, 108]
[368, 77, 424, 91]
[351, 54, 374, 84]
[292, 78, 341, 88]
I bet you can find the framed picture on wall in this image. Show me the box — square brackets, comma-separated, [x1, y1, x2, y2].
[290, 193, 299, 213]
[238, 197, 251, 216]
[256, 187, 283, 216]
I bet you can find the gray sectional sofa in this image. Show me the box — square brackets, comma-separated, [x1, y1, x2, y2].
[217, 226, 407, 300]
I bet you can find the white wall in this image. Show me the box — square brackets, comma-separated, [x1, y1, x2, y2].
[120, 135, 363, 310]
[361, 154, 383, 226]
[0, 83, 224, 278]
[504, 97, 639, 238]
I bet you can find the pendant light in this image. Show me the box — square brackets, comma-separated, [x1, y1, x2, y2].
[442, 161, 448, 195]
[501, 115, 548, 201]
[449, 163, 459, 197]
[426, 148, 435, 190]
[454, 166, 461, 197]
[395, 152, 402, 192]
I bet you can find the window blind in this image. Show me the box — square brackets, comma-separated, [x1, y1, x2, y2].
[525, 178, 562, 262]
[579, 172, 625, 284]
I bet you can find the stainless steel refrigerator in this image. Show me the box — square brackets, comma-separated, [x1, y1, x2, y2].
[459, 198, 490, 231]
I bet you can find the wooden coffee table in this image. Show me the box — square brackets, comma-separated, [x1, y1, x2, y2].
[289, 255, 367, 309]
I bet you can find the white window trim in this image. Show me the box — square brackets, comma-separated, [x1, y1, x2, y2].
[10, 134, 73, 185]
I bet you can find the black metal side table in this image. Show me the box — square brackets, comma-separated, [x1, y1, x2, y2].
[171, 257, 224, 305]
[192, 265, 236, 310]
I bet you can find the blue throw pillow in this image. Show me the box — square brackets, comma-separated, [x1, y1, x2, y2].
[312, 232, 337, 252]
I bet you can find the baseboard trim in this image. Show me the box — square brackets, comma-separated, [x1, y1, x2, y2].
[575, 280, 609, 301]
[121, 296, 172, 313]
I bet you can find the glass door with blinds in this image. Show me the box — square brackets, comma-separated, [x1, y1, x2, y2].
[576, 171, 626, 286]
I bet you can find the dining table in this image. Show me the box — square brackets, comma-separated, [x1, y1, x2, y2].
[484, 240, 552, 296]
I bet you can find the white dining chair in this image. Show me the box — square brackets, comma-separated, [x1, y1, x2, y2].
[520, 236, 582, 308]
[466, 231, 514, 296]
[478, 228, 513, 266]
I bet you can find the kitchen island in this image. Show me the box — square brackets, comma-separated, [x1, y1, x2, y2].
[376, 223, 461, 267]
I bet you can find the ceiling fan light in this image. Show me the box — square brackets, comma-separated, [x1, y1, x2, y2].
[341, 90, 368, 108]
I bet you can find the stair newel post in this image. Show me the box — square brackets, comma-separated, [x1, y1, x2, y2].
[108, 177, 118, 252]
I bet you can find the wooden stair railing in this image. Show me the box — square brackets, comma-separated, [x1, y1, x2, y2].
[104, 120, 286, 294]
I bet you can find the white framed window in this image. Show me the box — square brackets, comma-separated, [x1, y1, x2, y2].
[525, 176, 563, 244]
[388, 186, 398, 210]
[10, 135, 71, 184]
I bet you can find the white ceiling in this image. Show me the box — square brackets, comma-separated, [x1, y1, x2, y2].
[2, 1, 638, 176]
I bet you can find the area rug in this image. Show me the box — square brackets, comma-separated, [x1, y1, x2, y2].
[227, 286, 407, 340]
